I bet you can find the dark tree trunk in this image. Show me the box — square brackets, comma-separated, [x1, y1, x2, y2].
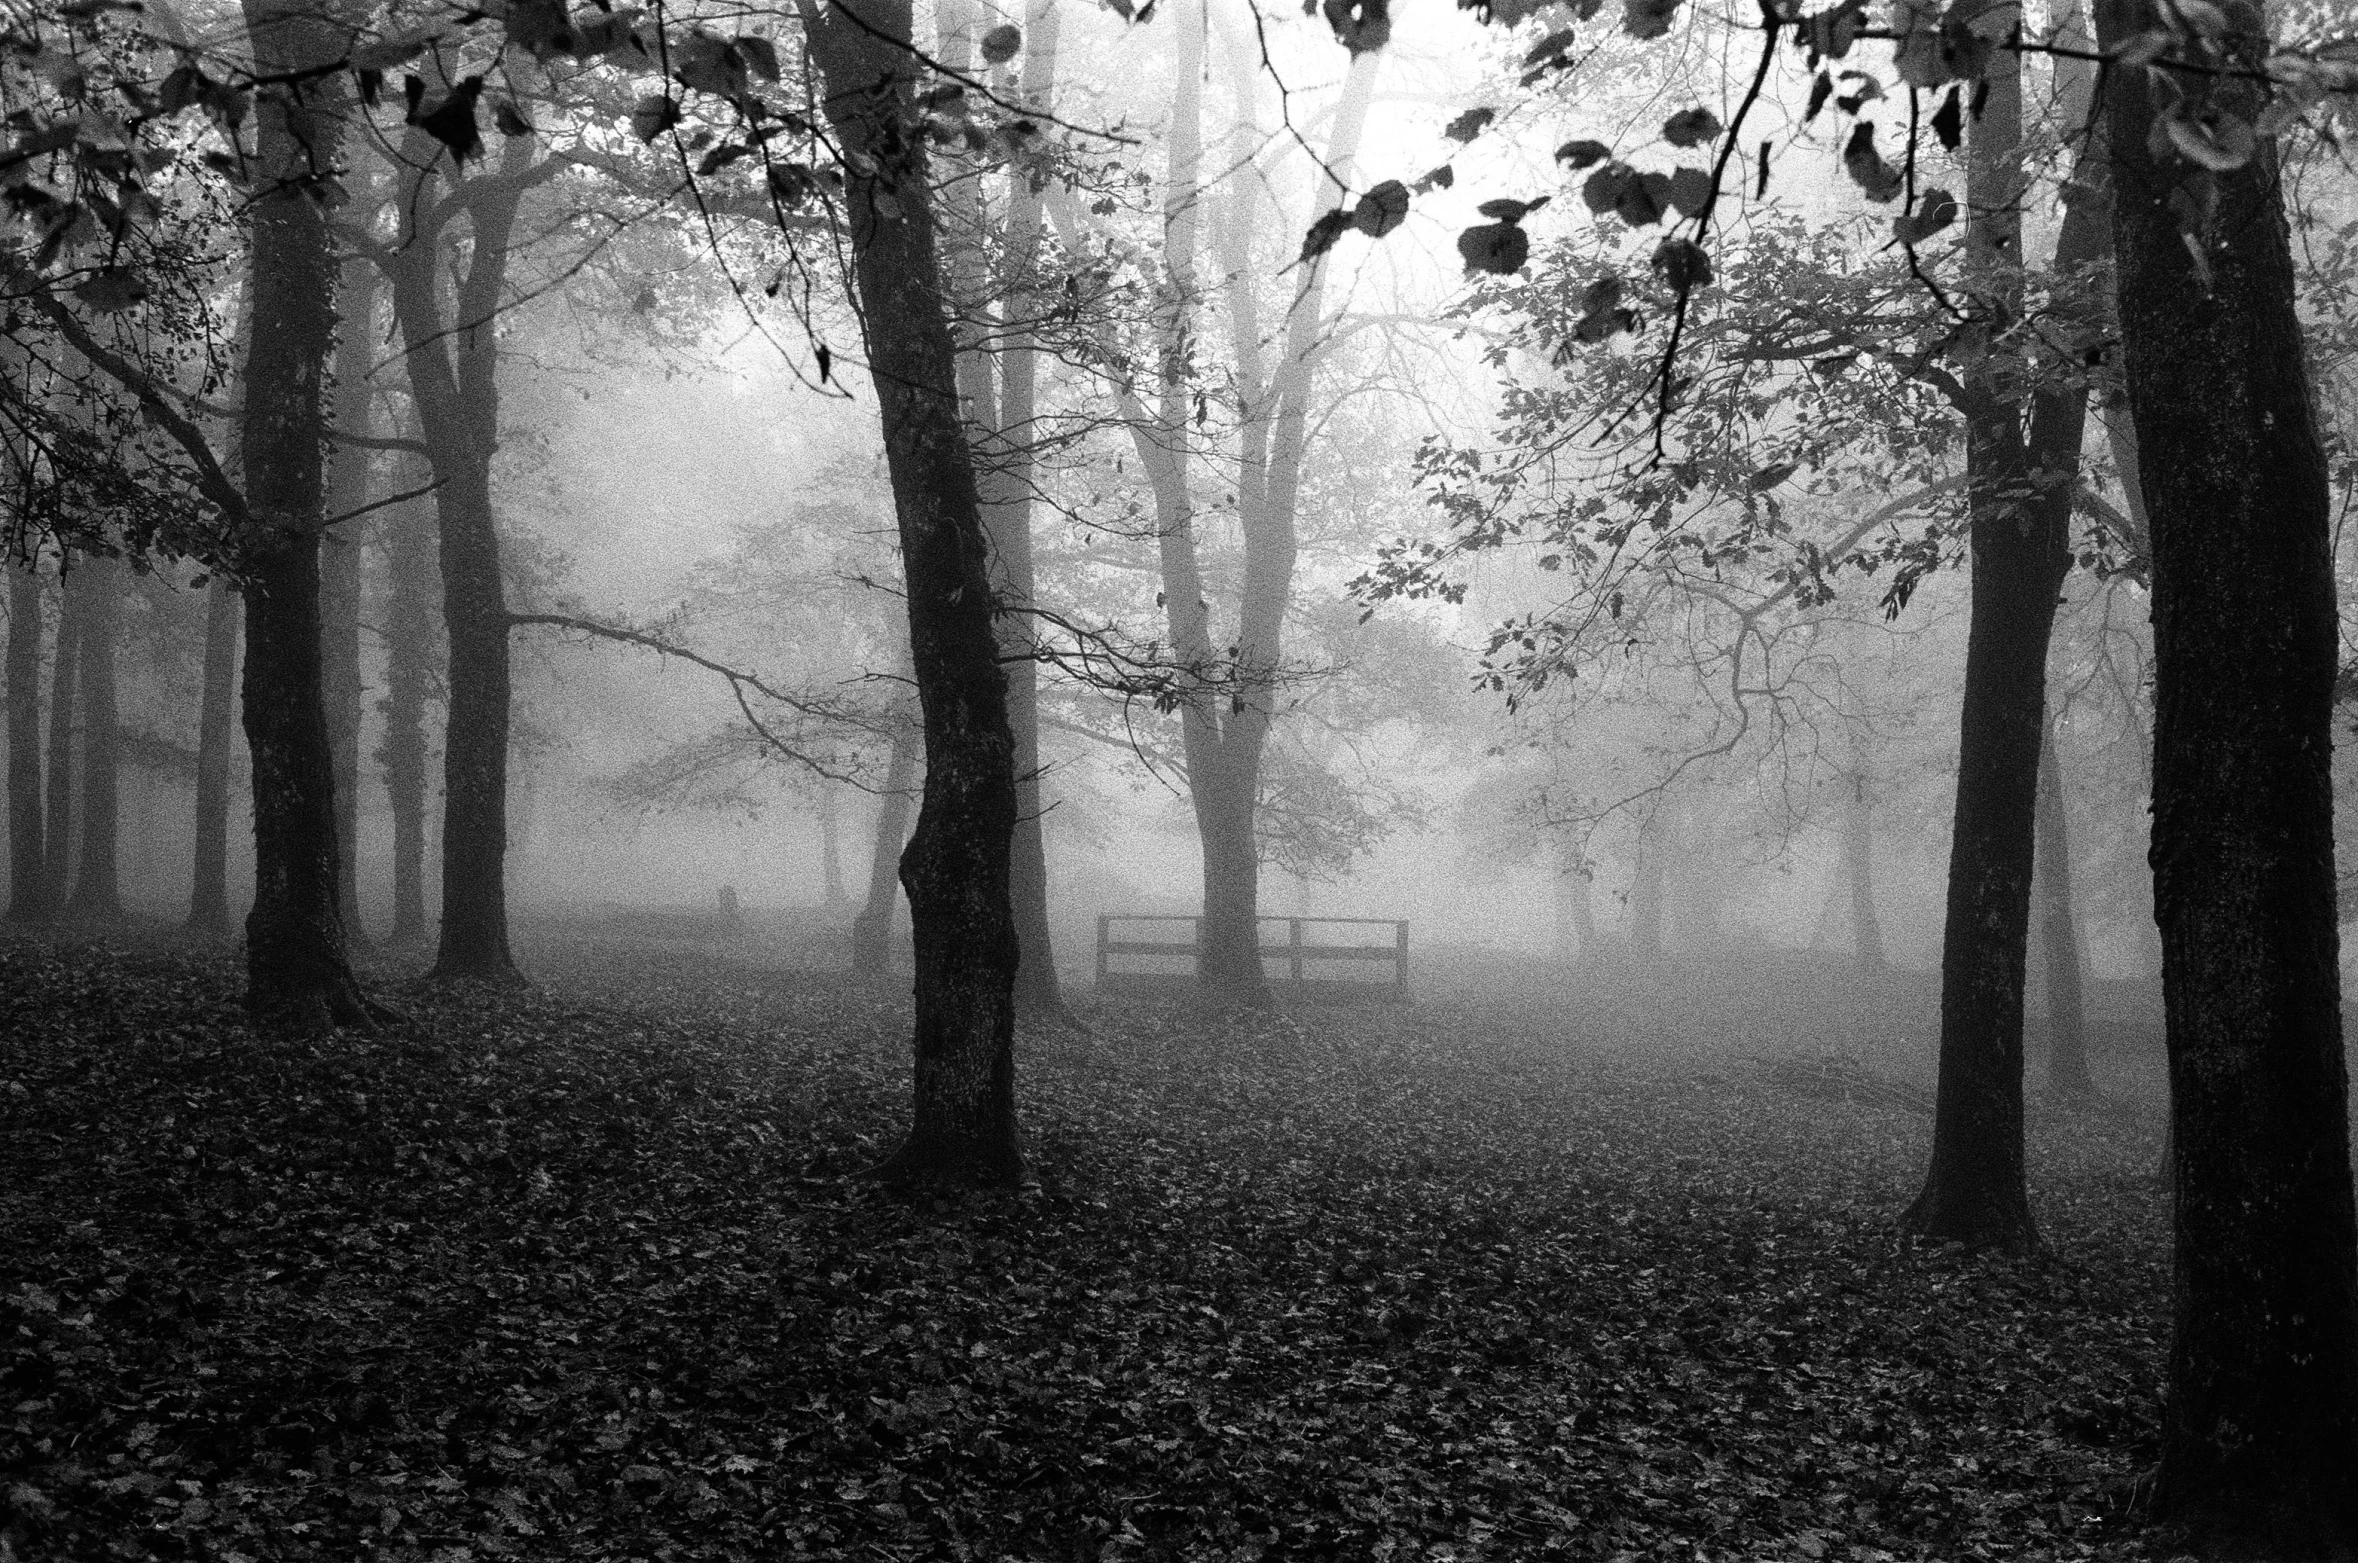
[188, 574, 239, 934]
[2097, 0, 2358, 1545]
[851, 715, 919, 976]
[236, 0, 367, 1027]
[388, 132, 529, 983]
[6, 552, 45, 922]
[1194, 751, 1265, 996]
[323, 246, 376, 945]
[1844, 773, 1885, 974]
[41, 554, 81, 910]
[61, 551, 120, 922]
[809, 0, 1024, 1186]
[2036, 730, 2092, 1098]
[1903, 34, 2102, 1249]
[377, 480, 436, 947]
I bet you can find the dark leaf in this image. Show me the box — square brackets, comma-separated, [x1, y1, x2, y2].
[494, 100, 536, 137]
[737, 34, 782, 81]
[1661, 107, 1721, 146]
[1411, 163, 1455, 193]
[1650, 235, 1711, 290]
[1803, 69, 1833, 124]
[1444, 106, 1496, 143]
[1299, 207, 1352, 262]
[1666, 165, 1712, 217]
[1842, 122, 1902, 203]
[1352, 179, 1410, 238]
[1622, 0, 1681, 39]
[504, 0, 574, 58]
[1457, 221, 1529, 274]
[1930, 84, 1963, 151]
[1477, 195, 1546, 221]
[73, 268, 146, 312]
[1324, 0, 1392, 52]
[1554, 138, 1611, 168]
[416, 77, 485, 163]
[632, 93, 682, 143]
[980, 23, 1023, 62]
[1892, 186, 1957, 244]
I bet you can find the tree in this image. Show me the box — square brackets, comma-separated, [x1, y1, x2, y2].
[4, 553, 43, 924]
[2033, 725, 2092, 1098]
[2094, 0, 2358, 1542]
[803, 0, 1024, 1185]
[187, 573, 240, 934]
[59, 550, 123, 922]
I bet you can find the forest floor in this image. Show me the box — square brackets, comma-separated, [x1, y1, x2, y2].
[1, 918, 2181, 1563]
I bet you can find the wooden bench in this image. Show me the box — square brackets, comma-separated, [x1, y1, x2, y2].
[1094, 914, 1410, 1004]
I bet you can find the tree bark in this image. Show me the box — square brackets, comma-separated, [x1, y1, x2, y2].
[61, 551, 121, 922]
[389, 130, 529, 983]
[2096, 0, 2358, 1545]
[236, 0, 368, 1027]
[41, 553, 81, 910]
[850, 714, 918, 975]
[2036, 728, 2093, 1098]
[1551, 841, 1593, 963]
[377, 482, 436, 947]
[188, 574, 240, 934]
[1904, 19, 2103, 1249]
[6, 551, 45, 922]
[323, 240, 377, 945]
[1629, 816, 1666, 960]
[1844, 772, 1886, 973]
[819, 788, 851, 913]
[808, 0, 1024, 1186]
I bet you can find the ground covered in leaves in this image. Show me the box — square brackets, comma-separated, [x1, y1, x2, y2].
[3, 923, 2181, 1562]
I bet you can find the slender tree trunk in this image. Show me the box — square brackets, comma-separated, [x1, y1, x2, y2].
[1630, 817, 1666, 960]
[2037, 729, 2093, 1098]
[1844, 772, 1886, 973]
[188, 574, 239, 933]
[61, 552, 121, 921]
[2097, 0, 2358, 1544]
[42, 555, 81, 910]
[6, 552, 45, 922]
[323, 240, 377, 946]
[819, 789, 851, 913]
[389, 131, 529, 983]
[1551, 842, 1592, 962]
[851, 717, 919, 975]
[236, 0, 368, 1027]
[808, 0, 1023, 1185]
[378, 479, 436, 947]
[1904, 19, 2102, 1248]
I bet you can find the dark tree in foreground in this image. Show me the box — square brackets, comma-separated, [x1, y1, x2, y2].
[805, 0, 1024, 1186]
[42, 554, 81, 911]
[2097, 0, 2358, 1546]
[850, 713, 919, 977]
[60, 552, 122, 923]
[377, 476, 438, 947]
[236, 0, 369, 1026]
[5, 553, 44, 923]
[2035, 731, 2092, 1099]
[188, 575, 240, 934]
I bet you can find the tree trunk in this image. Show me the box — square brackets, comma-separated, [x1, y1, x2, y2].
[1630, 817, 1666, 960]
[41, 554, 80, 910]
[236, 0, 368, 1027]
[1551, 842, 1593, 962]
[378, 475, 437, 947]
[388, 131, 530, 983]
[6, 551, 45, 922]
[323, 242, 377, 946]
[819, 789, 851, 913]
[851, 716, 919, 976]
[1843, 772, 1886, 973]
[188, 574, 239, 933]
[61, 551, 121, 922]
[2097, 0, 2358, 1544]
[1904, 21, 2102, 1249]
[1193, 747, 1264, 994]
[2036, 729, 2093, 1098]
[808, 0, 1023, 1186]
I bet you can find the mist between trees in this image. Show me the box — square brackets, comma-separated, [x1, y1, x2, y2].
[6, 0, 2358, 1549]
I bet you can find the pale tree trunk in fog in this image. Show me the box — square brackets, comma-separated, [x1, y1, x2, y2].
[237, 0, 369, 1026]
[188, 574, 240, 934]
[323, 233, 379, 945]
[1905, 16, 2102, 1249]
[2035, 727, 2092, 1098]
[1629, 815, 1665, 961]
[851, 714, 919, 976]
[939, 0, 1067, 1022]
[6, 552, 45, 922]
[1551, 839, 1594, 962]
[807, 0, 1025, 1185]
[819, 790, 851, 913]
[378, 477, 437, 947]
[2096, 0, 2358, 1538]
[42, 554, 81, 910]
[390, 129, 534, 983]
[61, 551, 121, 922]
[1666, 805, 1723, 955]
[1843, 771, 1885, 974]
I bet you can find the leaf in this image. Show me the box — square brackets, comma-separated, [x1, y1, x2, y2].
[414, 77, 485, 164]
[1352, 179, 1410, 238]
[1299, 207, 1352, 262]
[631, 93, 682, 143]
[816, 342, 833, 382]
[570, 9, 646, 58]
[1443, 106, 1496, 143]
[73, 268, 146, 312]
[1804, 70, 1833, 125]
[1661, 108, 1721, 147]
[1581, 161, 1636, 214]
[1650, 235, 1711, 291]
[1930, 85, 1963, 151]
[671, 29, 746, 97]
[980, 23, 1023, 62]
[2162, 111, 2256, 171]
[1617, 172, 1673, 226]
[1412, 163, 1455, 193]
[1324, 0, 1391, 52]
[1666, 165, 1713, 217]
[495, 100, 536, 137]
[1842, 122, 1903, 203]
[737, 35, 782, 82]
[1799, 0, 1865, 61]
[1477, 195, 1546, 221]
[349, 27, 441, 72]
[1555, 139, 1611, 168]
[1892, 186, 1957, 244]
[1622, 0, 1682, 39]
[504, 0, 574, 58]
[1457, 221, 1529, 274]
[1746, 460, 1799, 491]
[697, 140, 751, 175]
[1522, 27, 1576, 66]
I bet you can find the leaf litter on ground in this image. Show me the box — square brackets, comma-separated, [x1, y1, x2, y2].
[0, 922, 2178, 1562]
